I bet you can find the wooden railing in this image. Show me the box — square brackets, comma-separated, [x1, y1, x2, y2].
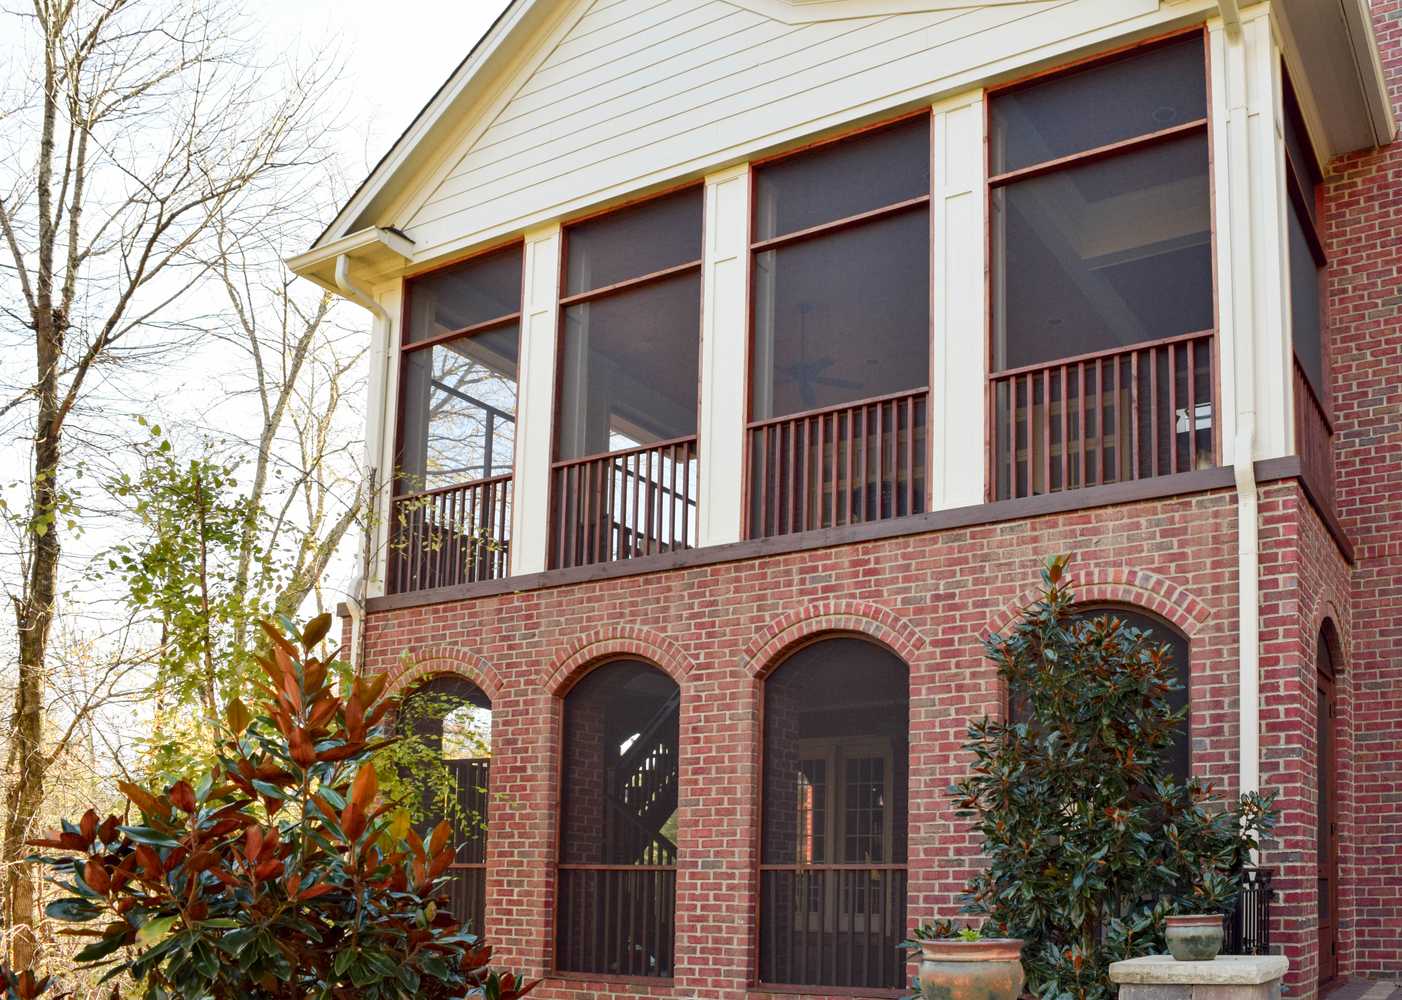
[389, 475, 512, 594]
[757, 865, 908, 990]
[747, 389, 927, 539]
[990, 331, 1216, 500]
[555, 866, 676, 978]
[550, 437, 698, 570]
[439, 758, 488, 934]
[1294, 361, 1336, 517]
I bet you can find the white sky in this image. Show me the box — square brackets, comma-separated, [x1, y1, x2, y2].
[247, 0, 513, 186]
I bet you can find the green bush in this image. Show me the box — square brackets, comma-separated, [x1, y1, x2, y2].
[954, 557, 1275, 1000]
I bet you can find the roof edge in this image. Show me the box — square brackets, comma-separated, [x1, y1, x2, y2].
[309, 0, 543, 252]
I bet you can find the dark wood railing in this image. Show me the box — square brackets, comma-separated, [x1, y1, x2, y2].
[550, 437, 698, 570]
[758, 865, 908, 990]
[556, 865, 676, 978]
[443, 758, 488, 935]
[991, 331, 1216, 500]
[389, 476, 512, 594]
[1294, 361, 1336, 517]
[747, 389, 927, 539]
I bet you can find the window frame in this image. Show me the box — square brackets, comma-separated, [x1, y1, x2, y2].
[753, 634, 911, 995]
[547, 183, 707, 571]
[389, 241, 525, 593]
[551, 658, 681, 983]
[394, 240, 526, 499]
[1282, 72, 1331, 414]
[743, 110, 935, 542]
[983, 27, 1221, 501]
[551, 182, 707, 467]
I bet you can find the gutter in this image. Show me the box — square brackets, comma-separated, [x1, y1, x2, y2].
[334, 254, 390, 674]
[1340, 0, 1398, 148]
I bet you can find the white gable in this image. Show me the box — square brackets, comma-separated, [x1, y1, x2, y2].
[391, 0, 1185, 263]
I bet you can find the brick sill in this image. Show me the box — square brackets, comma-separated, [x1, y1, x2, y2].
[362, 459, 1344, 614]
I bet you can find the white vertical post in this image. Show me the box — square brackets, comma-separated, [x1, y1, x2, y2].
[697, 164, 751, 547]
[1212, 10, 1292, 467]
[511, 223, 563, 575]
[931, 91, 988, 511]
[364, 283, 400, 599]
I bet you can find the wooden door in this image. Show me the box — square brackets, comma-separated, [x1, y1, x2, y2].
[1316, 639, 1339, 986]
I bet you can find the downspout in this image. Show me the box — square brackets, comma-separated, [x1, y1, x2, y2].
[1222, 28, 1260, 801]
[334, 254, 389, 675]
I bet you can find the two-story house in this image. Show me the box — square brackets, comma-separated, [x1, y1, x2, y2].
[289, 1, 1402, 997]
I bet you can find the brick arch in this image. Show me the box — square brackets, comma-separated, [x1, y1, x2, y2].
[985, 566, 1211, 639]
[384, 646, 504, 705]
[544, 624, 694, 696]
[741, 599, 928, 679]
[1314, 610, 1347, 672]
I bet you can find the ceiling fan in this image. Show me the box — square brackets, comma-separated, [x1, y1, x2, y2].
[772, 303, 863, 407]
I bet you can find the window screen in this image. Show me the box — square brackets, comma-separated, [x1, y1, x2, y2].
[555, 189, 703, 461]
[750, 116, 930, 422]
[991, 36, 1212, 373]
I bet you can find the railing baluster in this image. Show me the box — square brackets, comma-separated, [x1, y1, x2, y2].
[1187, 339, 1198, 472]
[816, 413, 826, 529]
[1168, 342, 1179, 475]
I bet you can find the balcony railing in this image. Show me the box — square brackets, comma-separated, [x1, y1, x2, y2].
[549, 437, 698, 570]
[758, 864, 908, 991]
[992, 331, 1216, 500]
[1294, 361, 1336, 517]
[747, 389, 928, 539]
[389, 476, 512, 594]
[555, 865, 676, 978]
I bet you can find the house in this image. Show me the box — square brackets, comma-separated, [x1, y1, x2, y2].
[288, 1, 1402, 997]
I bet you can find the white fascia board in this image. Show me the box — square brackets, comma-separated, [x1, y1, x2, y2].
[308, 0, 544, 252]
[1341, 0, 1397, 147]
[286, 227, 416, 295]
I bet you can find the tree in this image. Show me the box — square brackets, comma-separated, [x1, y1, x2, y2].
[28, 614, 537, 1000]
[954, 556, 1275, 1000]
[0, 0, 336, 965]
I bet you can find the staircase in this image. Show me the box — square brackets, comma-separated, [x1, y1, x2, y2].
[606, 689, 680, 865]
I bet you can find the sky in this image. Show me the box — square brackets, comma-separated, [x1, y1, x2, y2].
[246, 0, 513, 191]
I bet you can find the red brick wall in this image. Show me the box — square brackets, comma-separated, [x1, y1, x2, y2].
[1258, 483, 1354, 992]
[1327, 1, 1402, 980]
[365, 489, 1260, 1000]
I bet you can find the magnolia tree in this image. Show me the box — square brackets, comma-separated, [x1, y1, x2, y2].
[20, 615, 534, 1000]
[954, 557, 1275, 1000]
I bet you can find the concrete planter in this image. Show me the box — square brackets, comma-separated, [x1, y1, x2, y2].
[1164, 913, 1225, 961]
[917, 938, 1025, 1000]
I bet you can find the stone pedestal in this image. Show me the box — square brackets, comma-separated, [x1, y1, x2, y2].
[1109, 956, 1289, 1000]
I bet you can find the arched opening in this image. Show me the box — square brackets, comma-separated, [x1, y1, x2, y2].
[400, 675, 491, 935]
[758, 636, 909, 991]
[1009, 605, 1191, 785]
[556, 659, 680, 978]
[1316, 620, 1341, 986]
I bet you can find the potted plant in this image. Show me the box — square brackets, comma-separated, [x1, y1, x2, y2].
[1163, 912, 1225, 962]
[904, 920, 1024, 1000]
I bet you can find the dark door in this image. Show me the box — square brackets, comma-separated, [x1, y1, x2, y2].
[1316, 635, 1339, 985]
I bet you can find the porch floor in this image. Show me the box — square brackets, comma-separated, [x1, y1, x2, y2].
[1325, 979, 1402, 1000]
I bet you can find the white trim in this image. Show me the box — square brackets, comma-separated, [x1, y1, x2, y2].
[930, 90, 986, 510]
[697, 164, 751, 547]
[511, 224, 563, 575]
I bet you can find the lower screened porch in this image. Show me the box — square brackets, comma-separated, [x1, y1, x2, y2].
[357, 474, 1353, 1000]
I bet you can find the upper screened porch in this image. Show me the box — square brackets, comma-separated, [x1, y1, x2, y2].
[307, 9, 1364, 604]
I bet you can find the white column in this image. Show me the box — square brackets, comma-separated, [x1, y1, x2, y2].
[931, 90, 988, 510]
[364, 283, 400, 599]
[1211, 10, 1293, 466]
[697, 164, 751, 547]
[511, 224, 563, 575]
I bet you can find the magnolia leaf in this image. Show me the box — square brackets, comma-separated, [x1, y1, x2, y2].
[136, 914, 178, 947]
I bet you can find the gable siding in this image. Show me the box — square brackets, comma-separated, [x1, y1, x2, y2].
[402, 0, 1176, 259]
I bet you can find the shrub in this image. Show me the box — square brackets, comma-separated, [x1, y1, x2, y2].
[28, 615, 536, 1000]
[954, 557, 1275, 1000]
